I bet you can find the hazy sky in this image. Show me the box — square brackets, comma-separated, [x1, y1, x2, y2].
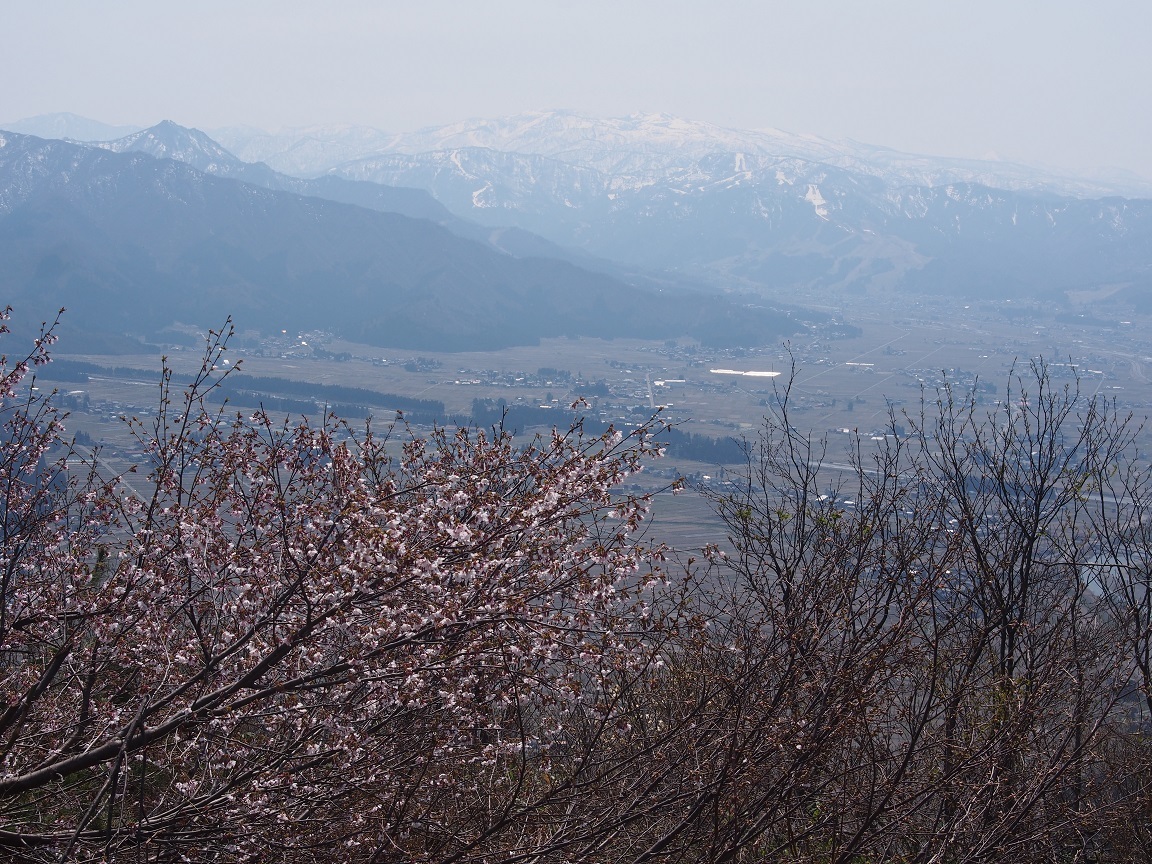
[4, 1, 1150, 178]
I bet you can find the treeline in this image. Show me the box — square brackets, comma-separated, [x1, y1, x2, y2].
[216, 373, 444, 417]
[470, 400, 749, 464]
[470, 398, 601, 435]
[661, 426, 747, 464]
[42, 359, 155, 382]
[40, 360, 444, 418]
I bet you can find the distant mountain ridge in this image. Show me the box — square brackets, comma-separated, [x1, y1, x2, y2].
[202, 110, 1152, 304]
[12, 110, 1151, 198]
[90, 120, 681, 279]
[6, 111, 1152, 318]
[0, 128, 803, 350]
[209, 110, 1152, 200]
[0, 112, 143, 143]
[92, 120, 460, 224]
[327, 141, 1152, 301]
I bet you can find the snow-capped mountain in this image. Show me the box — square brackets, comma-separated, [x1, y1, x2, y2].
[213, 110, 1152, 200]
[95, 119, 260, 176]
[203, 110, 1152, 298]
[323, 140, 1152, 299]
[365, 110, 1112, 197]
[7, 111, 1152, 312]
[14, 109, 1152, 198]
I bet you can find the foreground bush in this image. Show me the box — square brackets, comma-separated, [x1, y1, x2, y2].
[4, 314, 1152, 862]
[0, 317, 670, 861]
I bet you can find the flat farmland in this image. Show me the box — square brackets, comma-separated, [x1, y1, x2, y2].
[42, 289, 1152, 550]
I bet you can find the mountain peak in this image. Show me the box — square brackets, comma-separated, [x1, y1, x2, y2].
[96, 121, 246, 173]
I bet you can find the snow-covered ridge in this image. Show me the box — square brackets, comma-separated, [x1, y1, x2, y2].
[10, 110, 1148, 198]
[93, 120, 246, 175]
[209, 109, 1152, 200]
[2, 116, 1150, 307]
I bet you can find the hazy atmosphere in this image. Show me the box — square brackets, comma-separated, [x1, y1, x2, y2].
[4, 0, 1151, 178]
[9, 2, 1152, 861]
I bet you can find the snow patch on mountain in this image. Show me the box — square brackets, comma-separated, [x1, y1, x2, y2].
[805, 185, 829, 219]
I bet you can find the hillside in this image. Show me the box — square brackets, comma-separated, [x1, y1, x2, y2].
[0, 130, 802, 350]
